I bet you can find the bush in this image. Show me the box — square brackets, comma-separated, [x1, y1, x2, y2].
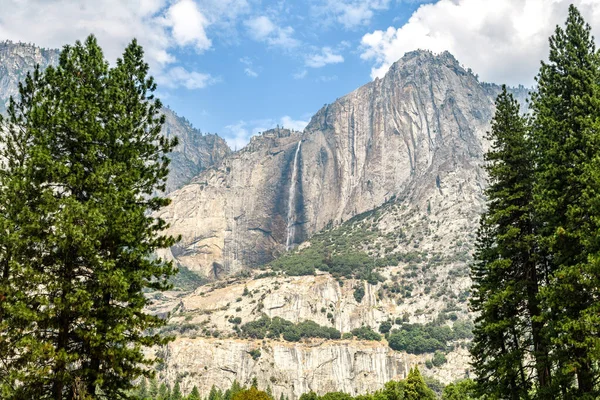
[248, 349, 261, 360]
[240, 315, 341, 342]
[379, 320, 392, 334]
[387, 321, 471, 354]
[351, 326, 381, 341]
[354, 285, 365, 303]
[432, 350, 447, 367]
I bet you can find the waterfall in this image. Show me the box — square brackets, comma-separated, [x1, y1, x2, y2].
[286, 140, 302, 250]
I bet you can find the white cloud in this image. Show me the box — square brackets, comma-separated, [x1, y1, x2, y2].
[223, 116, 309, 149]
[306, 47, 344, 68]
[293, 69, 308, 79]
[317, 75, 338, 82]
[244, 68, 259, 77]
[240, 57, 259, 77]
[158, 66, 217, 90]
[244, 16, 300, 49]
[280, 116, 309, 132]
[360, 0, 600, 86]
[311, 0, 391, 29]
[0, 0, 225, 90]
[165, 0, 211, 51]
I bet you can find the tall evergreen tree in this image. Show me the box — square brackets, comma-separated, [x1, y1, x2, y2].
[530, 5, 600, 397]
[403, 367, 436, 400]
[470, 86, 538, 399]
[188, 386, 201, 400]
[0, 35, 178, 398]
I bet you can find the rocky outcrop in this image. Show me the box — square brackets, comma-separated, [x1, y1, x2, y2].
[159, 338, 470, 400]
[0, 41, 59, 114]
[161, 107, 231, 192]
[0, 41, 231, 192]
[159, 50, 527, 276]
[157, 263, 473, 398]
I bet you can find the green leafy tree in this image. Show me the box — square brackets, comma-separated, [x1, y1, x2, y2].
[529, 5, 600, 398]
[0, 35, 178, 398]
[442, 379, 478, 400]
[233, 387, 272, 400]
[470, 86, 536, 399]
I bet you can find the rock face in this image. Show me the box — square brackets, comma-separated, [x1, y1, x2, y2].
[159, 337, 466, 400]
[161, 107, 231, 192]
[0, 41, 59, 114]
[156, 128, 303, 277]
[159, 264, 472, 398]
[159, 50, 528, 276]
[0, 41, 231, 192]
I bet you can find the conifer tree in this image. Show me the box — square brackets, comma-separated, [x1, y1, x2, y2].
[530, 5, 600, 397]
[403, 367, 436, 400]
[188, 386, 201, 400]
[173, 381, 183, 400]
[0, 35, 178, 398]
[470, 86, 539, 399]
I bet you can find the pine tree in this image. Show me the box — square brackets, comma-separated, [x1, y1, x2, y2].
[188, 386, 201, 400]
[530, 5, 600, 397]
[173, 381, 183, 400]
[209, 384, 224, 400]
[403, 367, 436, 400]
[0, 35, 178, 398]
[470, 86, 539, 399]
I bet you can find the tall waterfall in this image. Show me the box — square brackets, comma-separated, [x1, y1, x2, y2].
[286, 140, 302, 250]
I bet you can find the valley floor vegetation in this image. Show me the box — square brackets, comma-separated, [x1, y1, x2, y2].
[130, 367, 478, 400]
[471, 5, 600, 399]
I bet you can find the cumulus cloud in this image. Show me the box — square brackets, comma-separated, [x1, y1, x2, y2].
[244, 16, 300, 49]
[164, 0, 211, 51]
[360, 0, 600, 86]
[280, 116, 309, 132]
[0, 0, 228, 90]
[306, 47, 344, 68]
[311, 0, 391, 29]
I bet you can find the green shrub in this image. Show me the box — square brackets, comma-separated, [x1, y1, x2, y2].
[379, 320, 392, 334]
[248, 349, 261, 360]
[354, 285, 365, 303]
[240, 315, 341, 342]
[432, 350, 447, 367]
[351, 326, 381, 341]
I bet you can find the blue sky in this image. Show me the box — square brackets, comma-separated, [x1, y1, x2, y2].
[162, 1, 429, 149]
[2, 0, 600, 149]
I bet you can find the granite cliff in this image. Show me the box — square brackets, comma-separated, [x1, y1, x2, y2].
[157, 50, 527, 278]
[0, 40, 231, 192]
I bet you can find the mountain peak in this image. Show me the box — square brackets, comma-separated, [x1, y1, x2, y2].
[385, 49, 464, 77]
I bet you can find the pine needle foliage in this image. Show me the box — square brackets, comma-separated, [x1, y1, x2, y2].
[0, 35, 178, 399]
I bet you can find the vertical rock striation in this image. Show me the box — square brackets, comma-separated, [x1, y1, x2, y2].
[159, 50, 528, 276]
